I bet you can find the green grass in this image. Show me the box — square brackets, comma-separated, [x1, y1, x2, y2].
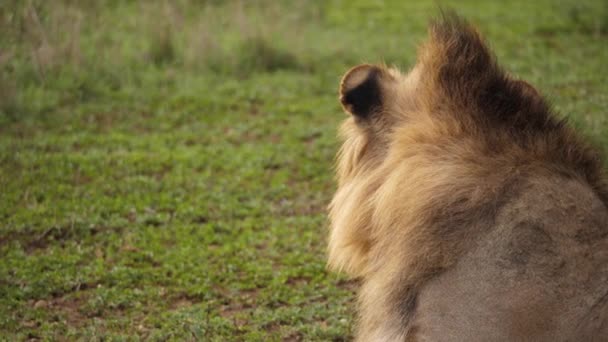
[1, 0, 607, 340]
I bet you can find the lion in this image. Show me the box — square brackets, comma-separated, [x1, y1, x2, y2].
[328, 13, 608, 342]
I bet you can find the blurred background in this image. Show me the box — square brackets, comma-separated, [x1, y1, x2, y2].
[1, 0, 607, 340]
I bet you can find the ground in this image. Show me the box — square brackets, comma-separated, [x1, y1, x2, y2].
[0, 0, 607, 341]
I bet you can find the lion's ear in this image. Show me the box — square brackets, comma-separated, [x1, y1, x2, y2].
[339, 64, 386, 119]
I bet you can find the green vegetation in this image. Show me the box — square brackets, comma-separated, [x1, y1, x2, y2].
[1, 0, 607, 340]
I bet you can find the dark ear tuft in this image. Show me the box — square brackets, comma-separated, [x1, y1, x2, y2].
[339, 64, 384, 119]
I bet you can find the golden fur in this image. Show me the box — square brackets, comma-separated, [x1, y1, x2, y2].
[328, 13, 608, 341]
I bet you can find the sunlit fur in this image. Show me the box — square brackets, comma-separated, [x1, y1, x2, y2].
[328, 13, 607, 341]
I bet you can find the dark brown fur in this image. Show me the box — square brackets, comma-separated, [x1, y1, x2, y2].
[329, 12, 608, 341]
[418, 14, 606, 199]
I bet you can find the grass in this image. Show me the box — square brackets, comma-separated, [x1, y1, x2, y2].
[1, 0, 607, 340]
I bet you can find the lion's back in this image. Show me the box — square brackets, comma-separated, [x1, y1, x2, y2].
[411, 173, 608, 341]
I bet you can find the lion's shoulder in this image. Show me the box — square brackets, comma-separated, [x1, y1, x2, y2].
[411, 173, 608, 341]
